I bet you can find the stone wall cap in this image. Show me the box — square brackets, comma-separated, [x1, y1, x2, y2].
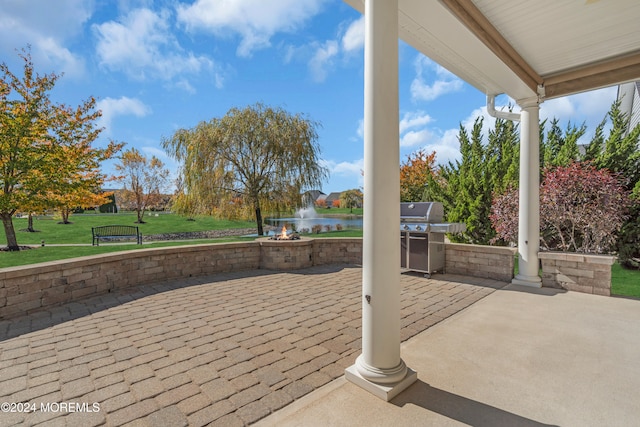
[538, 251, 617, 265]
[445, 242, 516, 255]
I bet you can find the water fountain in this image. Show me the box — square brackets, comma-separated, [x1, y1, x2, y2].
[295, 205, 317, 219]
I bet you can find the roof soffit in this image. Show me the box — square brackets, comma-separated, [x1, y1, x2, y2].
[345, 0, 640, 101]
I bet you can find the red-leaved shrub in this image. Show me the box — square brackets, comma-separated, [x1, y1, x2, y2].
[491, 162, 630, 253]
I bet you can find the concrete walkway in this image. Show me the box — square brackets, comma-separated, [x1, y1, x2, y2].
[258, 284, 640, 427]
[0, 265, 503, 426]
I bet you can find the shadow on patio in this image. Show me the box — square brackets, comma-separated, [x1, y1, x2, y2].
[257, 279, 640, 427]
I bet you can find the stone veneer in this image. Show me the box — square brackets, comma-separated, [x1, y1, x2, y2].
[257, 237, 363, 270]
[2, 238, 615, 320]
[0, 242, 261, 320]
[0, 238, 363, 320]
[444, 243, 517, 282]
[258, 237, 314, 270]
[539, 251, 616, 296]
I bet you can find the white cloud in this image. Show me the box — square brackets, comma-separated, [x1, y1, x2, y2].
[93, 8, 222, 86]
[97, 96, 151, 132]
[175, 79, 196, 94]
[541, 86, 616, 125]
[356, 118, 364, 139]
[540, 97, 575, 122]
[0, 0, 91, 77]
[330, 159, 364, 176]
[341, 16, 364, 52]
[422, 128, 464, 166]
[177, 0, 325, 57]
[400, 129, 433, 148]
[402, 106, 492, 167]
[283, 15, 363, 83]
[400, 111, 433, 133]
[321, 158, 363, 177]
[309, 40, 339, 82]
[410, 55, 463, 102]
[321, 158, 364, 190]
[398, 111, 435, 147]
[141, 146, 171, 161]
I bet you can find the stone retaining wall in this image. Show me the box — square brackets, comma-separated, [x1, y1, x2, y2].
[0, 242, 263, 319]
[312, 238, 363, 266]
[539, 252, 616, 296]
[2, 238, 616, 320]
[0, 239, 364, 320]
[444, 243, 516, 282]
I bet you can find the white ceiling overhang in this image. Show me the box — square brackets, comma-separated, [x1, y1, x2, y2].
[345, 0, 640, 103]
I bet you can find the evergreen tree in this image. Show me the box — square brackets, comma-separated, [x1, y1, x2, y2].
[591, 101, 640, 191]
[587, 101, 640, 268]
[427, 117, 519, 245]
[540, 118, 586, 169]
[582, 118, 606, 162]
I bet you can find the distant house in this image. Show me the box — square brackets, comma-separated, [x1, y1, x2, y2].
[618, 81, 640, 134]
[302, 190, 326, 207]
[323, 192, 343, 208]
[100, 188, 120, 213]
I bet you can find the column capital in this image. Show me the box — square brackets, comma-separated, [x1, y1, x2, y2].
[516, 95, 541, 109]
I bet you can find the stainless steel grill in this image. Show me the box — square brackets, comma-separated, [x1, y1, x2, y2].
[400, 202, 466, 277]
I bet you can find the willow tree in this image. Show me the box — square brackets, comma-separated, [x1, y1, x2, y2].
[162, 103, 329, 235]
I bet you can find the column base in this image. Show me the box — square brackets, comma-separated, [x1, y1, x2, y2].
[512, 274, 542, 288]
[345, 365, 417, 401]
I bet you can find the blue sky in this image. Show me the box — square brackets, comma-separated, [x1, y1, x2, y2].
[0, 0, 618, 194]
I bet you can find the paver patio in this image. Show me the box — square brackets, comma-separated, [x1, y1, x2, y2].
[0, 265, 505, 426]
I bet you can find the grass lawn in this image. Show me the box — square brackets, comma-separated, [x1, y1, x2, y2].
[0, 237, 260, 269]
[313, 207, 362, 216]
[1, 213, 256, 245]
[0, 219, 363, 269]
[611, 262, 640, 299]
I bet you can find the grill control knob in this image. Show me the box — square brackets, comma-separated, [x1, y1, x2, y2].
[415, 225, 422, 231]
[403, 225, 410, 230]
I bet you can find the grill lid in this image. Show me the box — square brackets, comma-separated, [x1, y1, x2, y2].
[400, 202, 444, 223]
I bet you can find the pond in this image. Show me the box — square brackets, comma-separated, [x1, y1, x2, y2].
[264, 214, 363, 233]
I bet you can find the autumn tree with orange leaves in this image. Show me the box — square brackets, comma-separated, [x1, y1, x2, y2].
[400, 148, 437, 202]
[0, 48, 121, 250]
[115, 148, 170, 224]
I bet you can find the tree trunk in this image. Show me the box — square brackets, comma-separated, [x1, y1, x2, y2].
[1, 212, 20, 251]
[61, 208, 70, 224]
[136, 208, 146, 224]
[26, 213, 38, 232]
[255, 202, 264, 236]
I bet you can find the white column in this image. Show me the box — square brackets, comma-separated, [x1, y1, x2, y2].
[345, 0, 417, 401]
[512, 98, 542, 288]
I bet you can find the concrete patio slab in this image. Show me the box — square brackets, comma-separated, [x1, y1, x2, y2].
[257, 284, 640, 427]
[0, 265, 504, 426]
